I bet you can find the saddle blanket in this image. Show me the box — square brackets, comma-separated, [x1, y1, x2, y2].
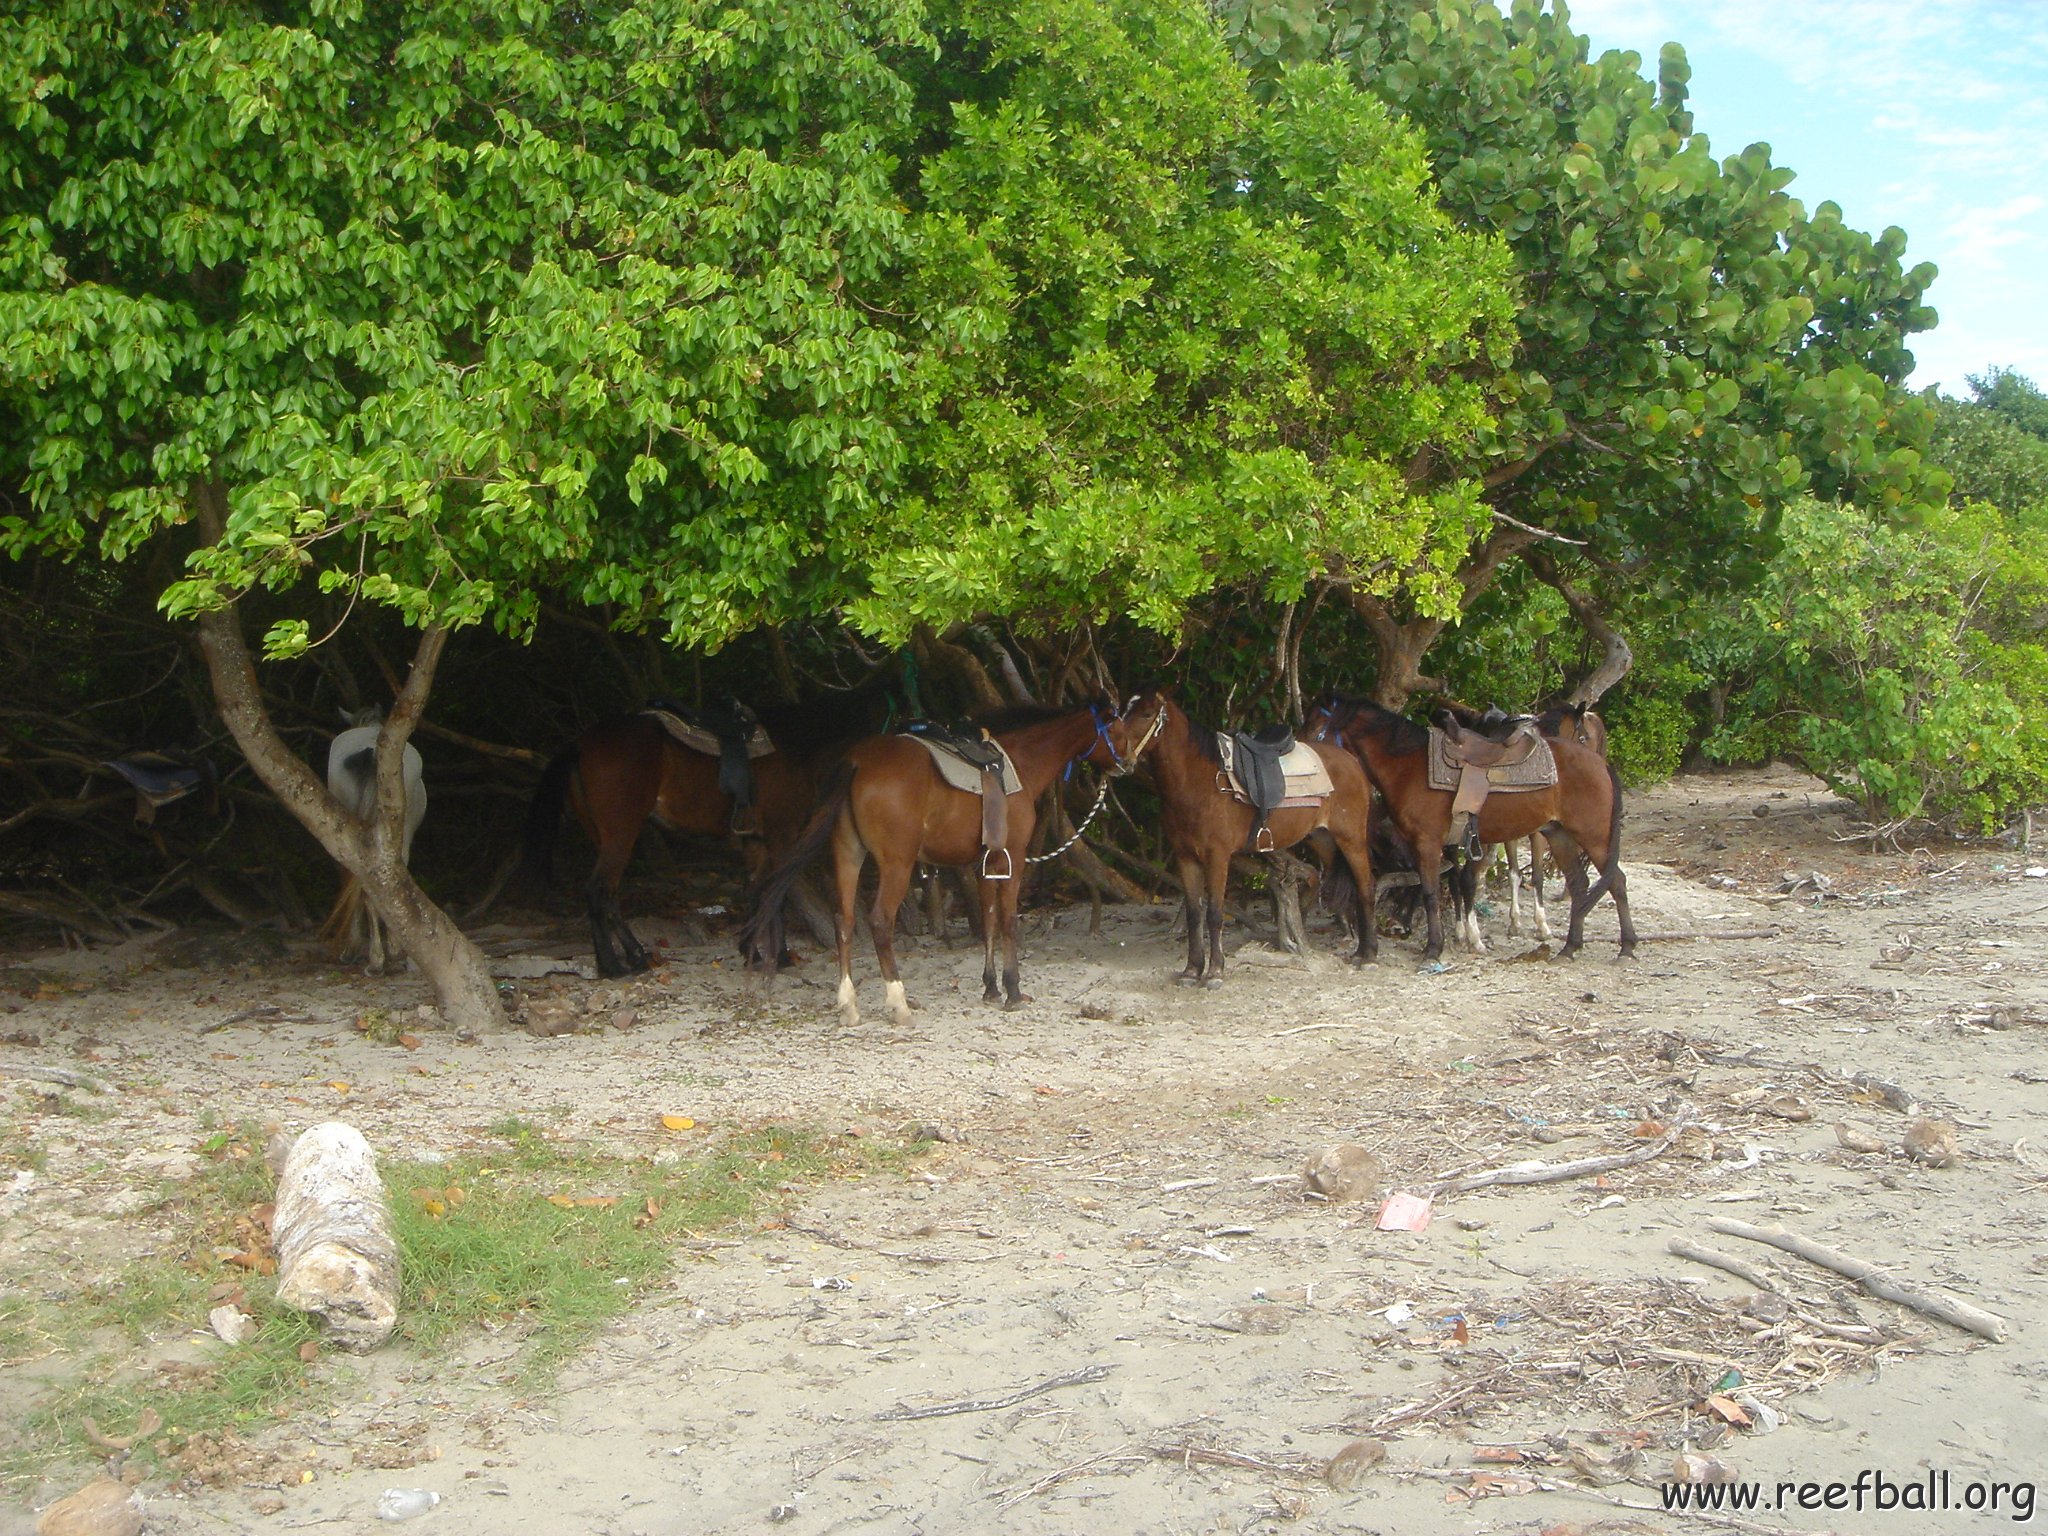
[1214, 736, 1333, 807]
[642, 708, 774, 761]
[907, 735, 1024, 796]
[1424, 727, 1557, 794]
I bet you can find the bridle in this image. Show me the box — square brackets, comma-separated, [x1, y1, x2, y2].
[1028, 698, 1167, 866]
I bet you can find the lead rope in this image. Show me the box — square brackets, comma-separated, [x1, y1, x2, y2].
[1025, 704, 1166, 866]
[1025, 775, 1113, 865]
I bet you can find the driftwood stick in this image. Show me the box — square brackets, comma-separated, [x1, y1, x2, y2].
[0, 1060, 110, 1093]
[1667, 1236, 1783, 1292]
[1153, 1443, 1324, 1478]
[1433, 1133, 1675, 1197]
[1704, 1218, 2005, 1342]
[875, 1362, 1116, 1421]
[1632, 927, 1781, 943]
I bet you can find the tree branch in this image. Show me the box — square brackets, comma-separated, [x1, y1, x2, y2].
[1523, 547, 1634, 705]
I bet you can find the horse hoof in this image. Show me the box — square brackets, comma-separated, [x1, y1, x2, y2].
[1202, 976, 1223, 991]
[1175, 972, 1202, 987]
[1417, 958, 1449, 975]
[1003, 993, 1033, 1011]
[1616, 948, 1638, 962]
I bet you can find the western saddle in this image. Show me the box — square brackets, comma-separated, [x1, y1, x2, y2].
[1436, 710, 1548, 860]
[901, 721, 1015, 879]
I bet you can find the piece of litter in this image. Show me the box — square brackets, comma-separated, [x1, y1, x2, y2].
[812, 1276, 853, 1291]
[1383, 1301, 1416, 1326]
[1376, 1191, 1433, 1232]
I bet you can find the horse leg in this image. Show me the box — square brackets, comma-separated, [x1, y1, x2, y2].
[1417, 841, 1447, 964]
[1549, 829, 1591, 959]
[362, 897, 385, 977]
[978, 872, 1002, 1004]
[1202, 855, 1228, 987]
[997, 874, 1028, 1008]
[1529, 834, 1554, 942]
[1330, 827, 1377, 965]
[1504, 842, 1524, 937]
[1456, 856, 1486, 953]
[867, 854, 916, 1027]
[1609, 860, 1637, 958]
[1175, 858, 1206, 985]
[831, 816, 865, 1026]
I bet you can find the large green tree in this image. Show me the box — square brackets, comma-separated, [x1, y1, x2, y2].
[1, 0, 926, 1026]
[857, 0, 1514, 649]
[1214, 0, 1946, 703]
[2, 0, 1513, 1016]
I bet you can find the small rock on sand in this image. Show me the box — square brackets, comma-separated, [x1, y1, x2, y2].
[1302, 1144, 1382, 1203]
[1324, 1438, 1386, 1490]
[35, 1480, 142, 1536]
[1903, 1119, 1960, 1167]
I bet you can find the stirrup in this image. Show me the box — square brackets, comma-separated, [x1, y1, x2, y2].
[981, 847, 1014, 881]
[1254, 825, 1276, 854]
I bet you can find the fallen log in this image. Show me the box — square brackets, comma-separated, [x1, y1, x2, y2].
[1704, 1217, 2005, 1342]
[1432, 1133, 1675, 1197]
[272, 1122, 400, 1352]
[1666, 1235, 1783, 1293]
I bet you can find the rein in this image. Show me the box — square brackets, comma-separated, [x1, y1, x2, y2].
[1025, 702, 1166, 866]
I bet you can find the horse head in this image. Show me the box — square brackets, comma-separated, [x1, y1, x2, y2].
[1092, 686, 1171, 775]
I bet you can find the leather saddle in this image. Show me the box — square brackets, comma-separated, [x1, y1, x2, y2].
[901, 721, 1014, 879]
[99, 753, 217, 825]
[1228, 725, 1295, 853]
[646, 695, 767, 833]
[1436, 712, 1546, 860]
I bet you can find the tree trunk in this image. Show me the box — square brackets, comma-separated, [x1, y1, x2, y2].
[189, 484, 508, 1032]
[911, 623, 1005, 714]
[1341, 525, 1534, 709]
[1524, 548, 1633, 705]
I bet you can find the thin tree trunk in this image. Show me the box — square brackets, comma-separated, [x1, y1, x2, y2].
[1524, 548, 1633, 705]
[189, 484, 508, 1033]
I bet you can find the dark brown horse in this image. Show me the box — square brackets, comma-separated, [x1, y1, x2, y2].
[526, 688, 895, 977]
[1311, 695, 1634, 964]
[739, 701, 1134, 1026]
[1438, 702, 1610, 948]
[1114, 688, 1377, 986]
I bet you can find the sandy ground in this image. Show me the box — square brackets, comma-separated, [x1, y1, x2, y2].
[4, 764, 2046, 1536]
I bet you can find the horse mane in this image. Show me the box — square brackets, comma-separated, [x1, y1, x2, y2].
[1339, 696, 1430, 755]
[757, 667, 901, 757]
[1534, 701, 1589, 733]
[972, 697, 1103, 735]
[1177, 704, 1225, 767]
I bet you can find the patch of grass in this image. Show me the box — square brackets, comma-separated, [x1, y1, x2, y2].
[4, 1117, 922, 1493]
[389, 1124, 845, 1383]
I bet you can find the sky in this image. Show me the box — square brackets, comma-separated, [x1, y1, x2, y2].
[1556, 0, 2048, 400]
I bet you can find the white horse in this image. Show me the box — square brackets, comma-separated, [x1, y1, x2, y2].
[320, 708, 426, 973]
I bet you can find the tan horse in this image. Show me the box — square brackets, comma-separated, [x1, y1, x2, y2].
[1311, 695, 1634, 963]
[1112, 688, 1377, 986]
[740, 702, 1134, 1026]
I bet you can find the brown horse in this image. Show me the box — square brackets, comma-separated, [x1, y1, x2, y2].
[1310, 694, 1634, 964]
[525, 684, 900, 977]
[739, 701, 1134, 1026]
[1114, 688, 1377, 986]
[1439, 702, 1610, 948]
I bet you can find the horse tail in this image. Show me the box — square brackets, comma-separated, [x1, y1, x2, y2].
[522, 744, 580, 887]
[738, 762, 854, 971]
[1320, 855, 1355, 919]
